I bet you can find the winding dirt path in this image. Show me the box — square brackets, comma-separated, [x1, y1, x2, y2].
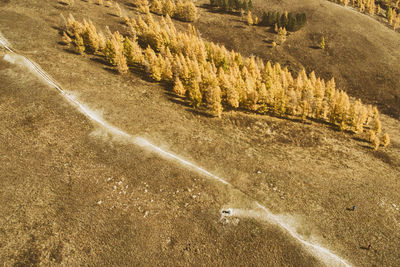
[0, 31, 351, 267]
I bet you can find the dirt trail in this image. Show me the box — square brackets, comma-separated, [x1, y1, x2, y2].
[0, 31, 351, 267]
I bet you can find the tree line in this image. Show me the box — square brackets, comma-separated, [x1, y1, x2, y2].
[131, 0, 198, 22]
[209, 0, 253, 12]
[330, 0, 400, 30]
[259, 11, 307, 31]
[60, 12, 390, 149]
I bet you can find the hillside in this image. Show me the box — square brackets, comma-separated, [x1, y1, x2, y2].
[0, 0, 399, 266]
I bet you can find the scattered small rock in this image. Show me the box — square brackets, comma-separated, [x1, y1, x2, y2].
[97, 200, 102, 205]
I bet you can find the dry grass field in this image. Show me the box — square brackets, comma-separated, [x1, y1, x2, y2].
[0, 0, 399, 266]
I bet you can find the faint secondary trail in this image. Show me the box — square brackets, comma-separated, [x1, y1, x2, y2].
[0, 32, 350, 267]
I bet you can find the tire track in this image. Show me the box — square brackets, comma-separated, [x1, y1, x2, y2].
[0, 32, 351, 267]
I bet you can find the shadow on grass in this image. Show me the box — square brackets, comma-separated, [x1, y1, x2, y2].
[103, 67, 119, 75]
[52, 25, 64, 34]
[124, 2, 136, 8]
[57, 1, 69, 6]
[90, 56, 113, 67]
[63, 48, 81, 55]
[263, 39, 274, 44]
[107, 12, 119, 18]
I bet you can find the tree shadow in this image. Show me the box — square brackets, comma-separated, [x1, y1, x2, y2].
[309, 45, 321, 50]
[107, 12, 119, 18]
[263, 39, 274, 44]
[90, 56, 113, 67]
[57, 1, 69, 6]
[186, 108, 216, 118]
[103, 67, 119, 75]
[52, 25, 64, 34]
[230, 18, 244, 23]
[124, 2, 136, 8]
[352, 136, 369, 144]
[63, 48, 80, 55]
[167, 95, 191, 108]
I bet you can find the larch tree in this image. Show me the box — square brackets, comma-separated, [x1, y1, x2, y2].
[372, 136, 380, 150]
[373, 116, 382, 135]
[73, 34, 85, 54]
[320, 36, 325, 49]
[82, 20, 100, 54]
[123, 37, 144, 66]
[151, 0, 163, 14]
[162, 0, 176, 17]
[62, 31, 72, 45]
[247, 11, 254, 25]
[382, 133, 390, 147]
[173, 77, 186, 96]
[387, 7, 393, 24]
[187, 77, 202, 108]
